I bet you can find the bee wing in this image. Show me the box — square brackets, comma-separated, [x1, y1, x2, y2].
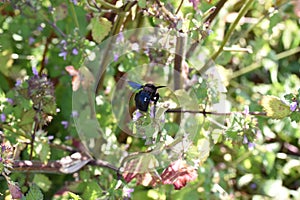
[128, 81, 143, 90]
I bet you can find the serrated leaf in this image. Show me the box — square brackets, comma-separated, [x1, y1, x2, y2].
[25, 184, 43, 200]
[91, 16, 112, 43]
[19, 109, 35, 126]
[35, 141, 50, 163]
[261, 95, 291, 119]
[33, 174, 52, 192]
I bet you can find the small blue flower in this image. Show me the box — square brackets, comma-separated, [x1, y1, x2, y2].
[48, 135, 54, 140]
[133, 110, 143, 121]
[61, 121, 69, 129]
[290, 102, 298, 112]
[15, 79, 22, 87]
[243, 106, 249, 115]
[0, 114, 6, 122]
[32, 66, 38, 76]
[250, 183, 257, 189]
[59, 51, 67, 60]
[123, 187, 134, 198]
[1, 144, 6, 152]
[71, 110, 79, 118]
[72, 48, 79, 55]
[6, 98, 13, 105]
[37, 25, 44, 32]
[248, 142, 255, 149]
[116, 32, 124, 43]
[243, 135, 249, 144]
[70, 0, 78, 5]
[29, 37, 35, 45]
[114, 53, 119, 62]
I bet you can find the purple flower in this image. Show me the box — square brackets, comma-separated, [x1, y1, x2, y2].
[29, 37, 35, 45]
[15, 79, 22, 87]
[133, 110, 143, 121]
[59, 51, 67, 60]
[48, 135, 54, 140]
[71, 110, 79, 118]
[189, 0, 200, 10]
[123, 187, 134, 198]
[243, 106, 249, 115]
[248, 142, 255, 149]
[243, 135, 249, 144]
[1, 144, 5, 152]
[32, 66, 38, 76]
[65, 136, 72, 140]
[114, 53, 119, 62]
[116, 32, 124, 43]
[250, 183, 257, 189]
[72, 48, 78, 55]
[6, 98, 13, 105]
[61, 121, 68, 129]
[60, 39, 67, 46]
[0, 157, 2, 162]
[70, 0, 78, 5]
[290, 102, 298, 112]
[37, 25, 44, 32]
[1, 114, 6, 122]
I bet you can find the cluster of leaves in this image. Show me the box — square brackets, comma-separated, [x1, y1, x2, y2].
[0, 0, 300, 199]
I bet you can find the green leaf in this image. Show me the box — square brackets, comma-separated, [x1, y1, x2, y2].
[81, 181, 102, 200]
[290, 112, 300, 122]
[261, 95, 291, 119]
[263, 152, 276, 174]
[24, 184, 44, 200]
[138, 0, 147, 8]
[35, 141, 50, 163]
[33, 174, 52, 192]
[91, 16, 112, 43]
[54, 3, 68, 21]
[68, 192, 83, 200]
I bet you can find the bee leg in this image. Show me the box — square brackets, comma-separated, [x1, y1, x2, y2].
[151, 93, 160, 119]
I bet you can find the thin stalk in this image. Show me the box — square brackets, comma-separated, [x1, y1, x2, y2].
[200, 0, 254, 74]
[175, 0, 184, 14]
[70, 2, 80, 29]
[166, 109, 267, 117]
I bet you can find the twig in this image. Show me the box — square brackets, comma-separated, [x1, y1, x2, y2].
[174, 36, 186, 90]
[95, 1, 137, 93]
[166, 109, 267, 117]
[199, 0, 254, 74]
[12, 158, 118, 173]
[40, 32, 54, 75]
[204, 0, 228, 24]
[175, 0, 184, 14]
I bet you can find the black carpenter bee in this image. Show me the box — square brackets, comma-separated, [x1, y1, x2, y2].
[128, 81, 165, 113]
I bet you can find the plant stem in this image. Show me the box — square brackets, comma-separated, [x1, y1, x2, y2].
[70, 2, 80, 29]
[175, 0, 184, 14]
[200, 0, 254, 74]
[166, 109, 267, 117]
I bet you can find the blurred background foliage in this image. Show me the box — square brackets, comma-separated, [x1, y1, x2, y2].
[0, 0, 300, 199]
